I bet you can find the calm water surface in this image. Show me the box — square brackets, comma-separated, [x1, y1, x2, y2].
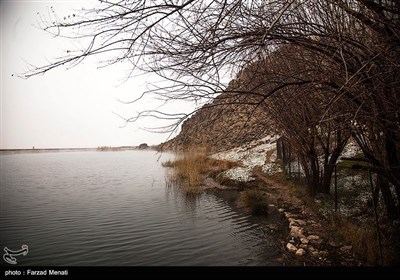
[0, 151, 280, 266]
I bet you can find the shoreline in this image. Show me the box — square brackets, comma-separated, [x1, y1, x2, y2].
[204, 172, 361, 266]
[0, 147, 157, 155]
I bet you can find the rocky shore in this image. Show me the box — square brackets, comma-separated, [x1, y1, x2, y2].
[256, 172, 360, 266]
[208, 136, 363, 266]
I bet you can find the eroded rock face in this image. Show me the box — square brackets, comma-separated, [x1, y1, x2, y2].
[161, 70, 275, 152]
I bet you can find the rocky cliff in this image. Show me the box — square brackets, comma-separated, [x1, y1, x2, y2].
[161, 65, 275, 152]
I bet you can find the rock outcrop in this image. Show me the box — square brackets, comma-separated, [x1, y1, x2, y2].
[161, 65, 275, 151]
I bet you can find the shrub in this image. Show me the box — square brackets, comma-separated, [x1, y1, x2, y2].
[163, 152, 238, 194]
[239, 189, 268, 215]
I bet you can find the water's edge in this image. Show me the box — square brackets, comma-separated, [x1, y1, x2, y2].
[0, 151, 282, 266]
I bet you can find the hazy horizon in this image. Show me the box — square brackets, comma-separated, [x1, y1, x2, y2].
[1, 0, 195, 150]
[0, 144, 152, 150]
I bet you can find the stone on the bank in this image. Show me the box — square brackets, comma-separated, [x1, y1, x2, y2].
[286, 243, 298, 253]
[310, 250, 320, 257]
[300, 237, 309, 244]
[288, 218, 306, 226]
[307, 246, 319, 257]
[295, 248, 306, 256]
[307, 235, 320, 240]
[284, 212, 296, 218]
[290, 226, 306, 239]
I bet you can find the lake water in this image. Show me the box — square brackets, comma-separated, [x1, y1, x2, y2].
[0, 151, 280, 266]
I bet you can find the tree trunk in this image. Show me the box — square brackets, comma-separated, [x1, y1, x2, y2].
[385, 134, 400, 212]
[373, 182, 380, 207]
[321, 141, 347, 194]
[377, 174, 400, 221]
[306, 157, 320, 196]
[322, 164, 335, 194]
[277, 138, 283, 160]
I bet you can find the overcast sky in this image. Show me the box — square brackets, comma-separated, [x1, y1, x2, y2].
[1, 0, 194, 149]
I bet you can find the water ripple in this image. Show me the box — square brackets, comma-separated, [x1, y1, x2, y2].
[0, 151, 279, 266]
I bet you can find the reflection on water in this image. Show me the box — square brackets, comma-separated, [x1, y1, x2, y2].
[0, 151, 280, 266]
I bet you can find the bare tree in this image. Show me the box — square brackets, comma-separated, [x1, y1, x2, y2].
[229, 45, 352, 195]
[25, 0, 399, 216]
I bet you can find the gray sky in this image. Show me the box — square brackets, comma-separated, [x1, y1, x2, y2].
[1, 0, 194, 149]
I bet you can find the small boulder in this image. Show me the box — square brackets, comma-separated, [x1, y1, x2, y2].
[310, 250, 320, 257]
[300, 237, 309, 244]
[295, 248, 306, 256]
[284, 212, 296, 218]
[290, 226, 306, 239]
[307, 235, 320, 240]
[307, 246, 318, 257]
[288, 218, 306, 226]
[286, 243, 298, 253]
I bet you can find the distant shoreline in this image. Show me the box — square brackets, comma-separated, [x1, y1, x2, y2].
[1, 148, 97, 151]
[0, 148, 98, 154]
[0, 146, 157, 154]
